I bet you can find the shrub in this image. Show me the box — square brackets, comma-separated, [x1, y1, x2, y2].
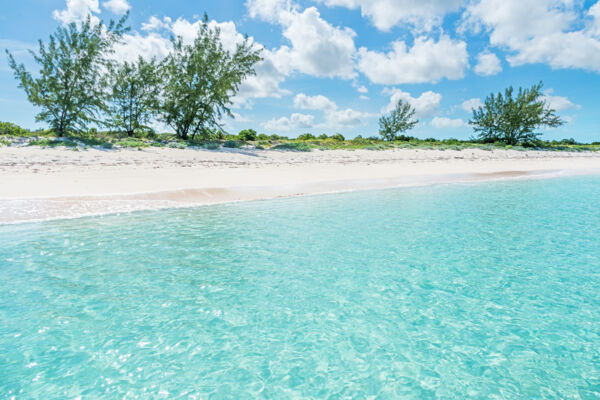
[257, 133, 269, 141]
[167, 141, 187, 149]
[318, 134, 328, 139]
[203, 142, 220, 150]
[330, 133, 345, 141]
[0, 121, 29, 136]
[272, 142, 311, 151]
[238, 129, 257, 141]
[223, 140, 242, 148]
[297, 133, 316, 140]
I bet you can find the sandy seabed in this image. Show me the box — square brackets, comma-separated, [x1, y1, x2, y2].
[1, 146, 599, 223]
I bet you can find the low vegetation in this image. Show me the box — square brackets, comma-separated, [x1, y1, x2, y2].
[1, 121, 598, 152]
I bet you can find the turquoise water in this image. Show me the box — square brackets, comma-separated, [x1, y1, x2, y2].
[1, 176, 600, 399]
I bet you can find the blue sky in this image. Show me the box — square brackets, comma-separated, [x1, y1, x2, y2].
[1, 0, 599, 141]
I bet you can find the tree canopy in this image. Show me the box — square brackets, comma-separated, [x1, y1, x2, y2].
[469, 82, 564, 145]
[159, 15, 262, 140]
[106, 57, 161, 136]
[379, 99, 418, 141]
[6, 16, 128, 136]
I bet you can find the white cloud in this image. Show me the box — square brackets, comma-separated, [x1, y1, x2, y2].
[294, 93, 337, 110]
[383, 89, 442, 118]
[474, 50, 502, 76]
[357, 35, 469, 84]
[463, 0, 600, 72]
[247, 1, 357, 79]
[357, 85, 368, 94]
[319, 107, 373, 129]
[112, 32, 172, 62]
[360, 95, 369, 100]
[53, 0, 100, 25]
[274, 8, 357, 78]
[542, 90, 580, 112]
[264, 113, 315, 131]
[292, 93, 374, 129]
[246, 0, 296, 23]
[141, 16, 172, 31]
[430, 116, 468, 129]
[461, 98, 483, 112]
[102, 0, 130, 15]
[316, 0, 465, 31]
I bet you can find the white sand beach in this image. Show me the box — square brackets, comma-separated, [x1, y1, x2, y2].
[1, 146, 599, 223]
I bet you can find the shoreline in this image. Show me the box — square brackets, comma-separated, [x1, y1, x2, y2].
[1, 147, 599, 224]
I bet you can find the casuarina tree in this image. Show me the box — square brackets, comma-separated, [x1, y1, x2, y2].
[159, 15, 262, 140]
[379, 99, 418, 141]
[6, 16, 128, 136]
[470, 82, 564, 145]
[106, 57, 161, 136]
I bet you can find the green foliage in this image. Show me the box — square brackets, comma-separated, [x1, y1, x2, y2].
[318, 134, 328, 139]
[330, 133, 345, 141]
[159, 15, 262, 140]
[106, 57, 161, 136]
[0, 121, 29, 135]
[238, 128, 257, 141]
[257, 133, 269, 141]
[272, 142, 311, 151]
[379, 99, 418, 141]
[297, 133, 316, 140]
[203, 142, 220, 150]
[117, 139, 149, 148]
[223, 140, 242, 148]
[6, 16, 128, 137]
[470, 82, 564, 145]
[29, 138, 77, 147]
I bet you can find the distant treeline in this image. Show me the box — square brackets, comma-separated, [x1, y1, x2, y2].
[4, 12, 592, 146]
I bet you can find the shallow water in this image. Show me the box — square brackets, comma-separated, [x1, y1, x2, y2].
[1, 177, 600, 398]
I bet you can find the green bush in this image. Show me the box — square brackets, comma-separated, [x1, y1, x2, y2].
[167, 141, 187, 149]
[331, 133, 345, 141]
[272, 142, 311, 151]
[203, 142, 220, 150]
[238, 129, 257, 141]
[118, 139, 149, 148]
[0, 121, 29, 136]
[29, 138, 77, 147]
[223, 140, 242, 148]
[297, 133, 316, 140]
[318, 134, 328, 139]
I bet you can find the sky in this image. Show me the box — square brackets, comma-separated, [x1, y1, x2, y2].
[1, 0, 599, 141]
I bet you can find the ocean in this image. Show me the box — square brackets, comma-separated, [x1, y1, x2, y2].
[1, 176, 599, 398]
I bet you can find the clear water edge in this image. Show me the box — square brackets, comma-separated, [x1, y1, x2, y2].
[1, 175, 600, 398]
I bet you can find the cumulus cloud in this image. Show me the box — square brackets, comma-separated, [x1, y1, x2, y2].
[53, 0, 100, 24]
[357, 35, 469, 84]
[430, 116, 468, 129]
[357, 86, 368, 94]
[293, 93, 337, 110]
[141, 16, 172, 31]
[542, 90, 580, 112]
[112, 32, 172, 62]
[102, 0, 130, 15]
[474, 50, 502, 76]
[292, 93, 374, 129]
[246, 1, 357, 78]
[383, 89, 442, 118]
[461, 98, 483, 112]
[463, 0, 600, 72]
[263, 113, 315, 131]
[316, 0, 465, 31]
